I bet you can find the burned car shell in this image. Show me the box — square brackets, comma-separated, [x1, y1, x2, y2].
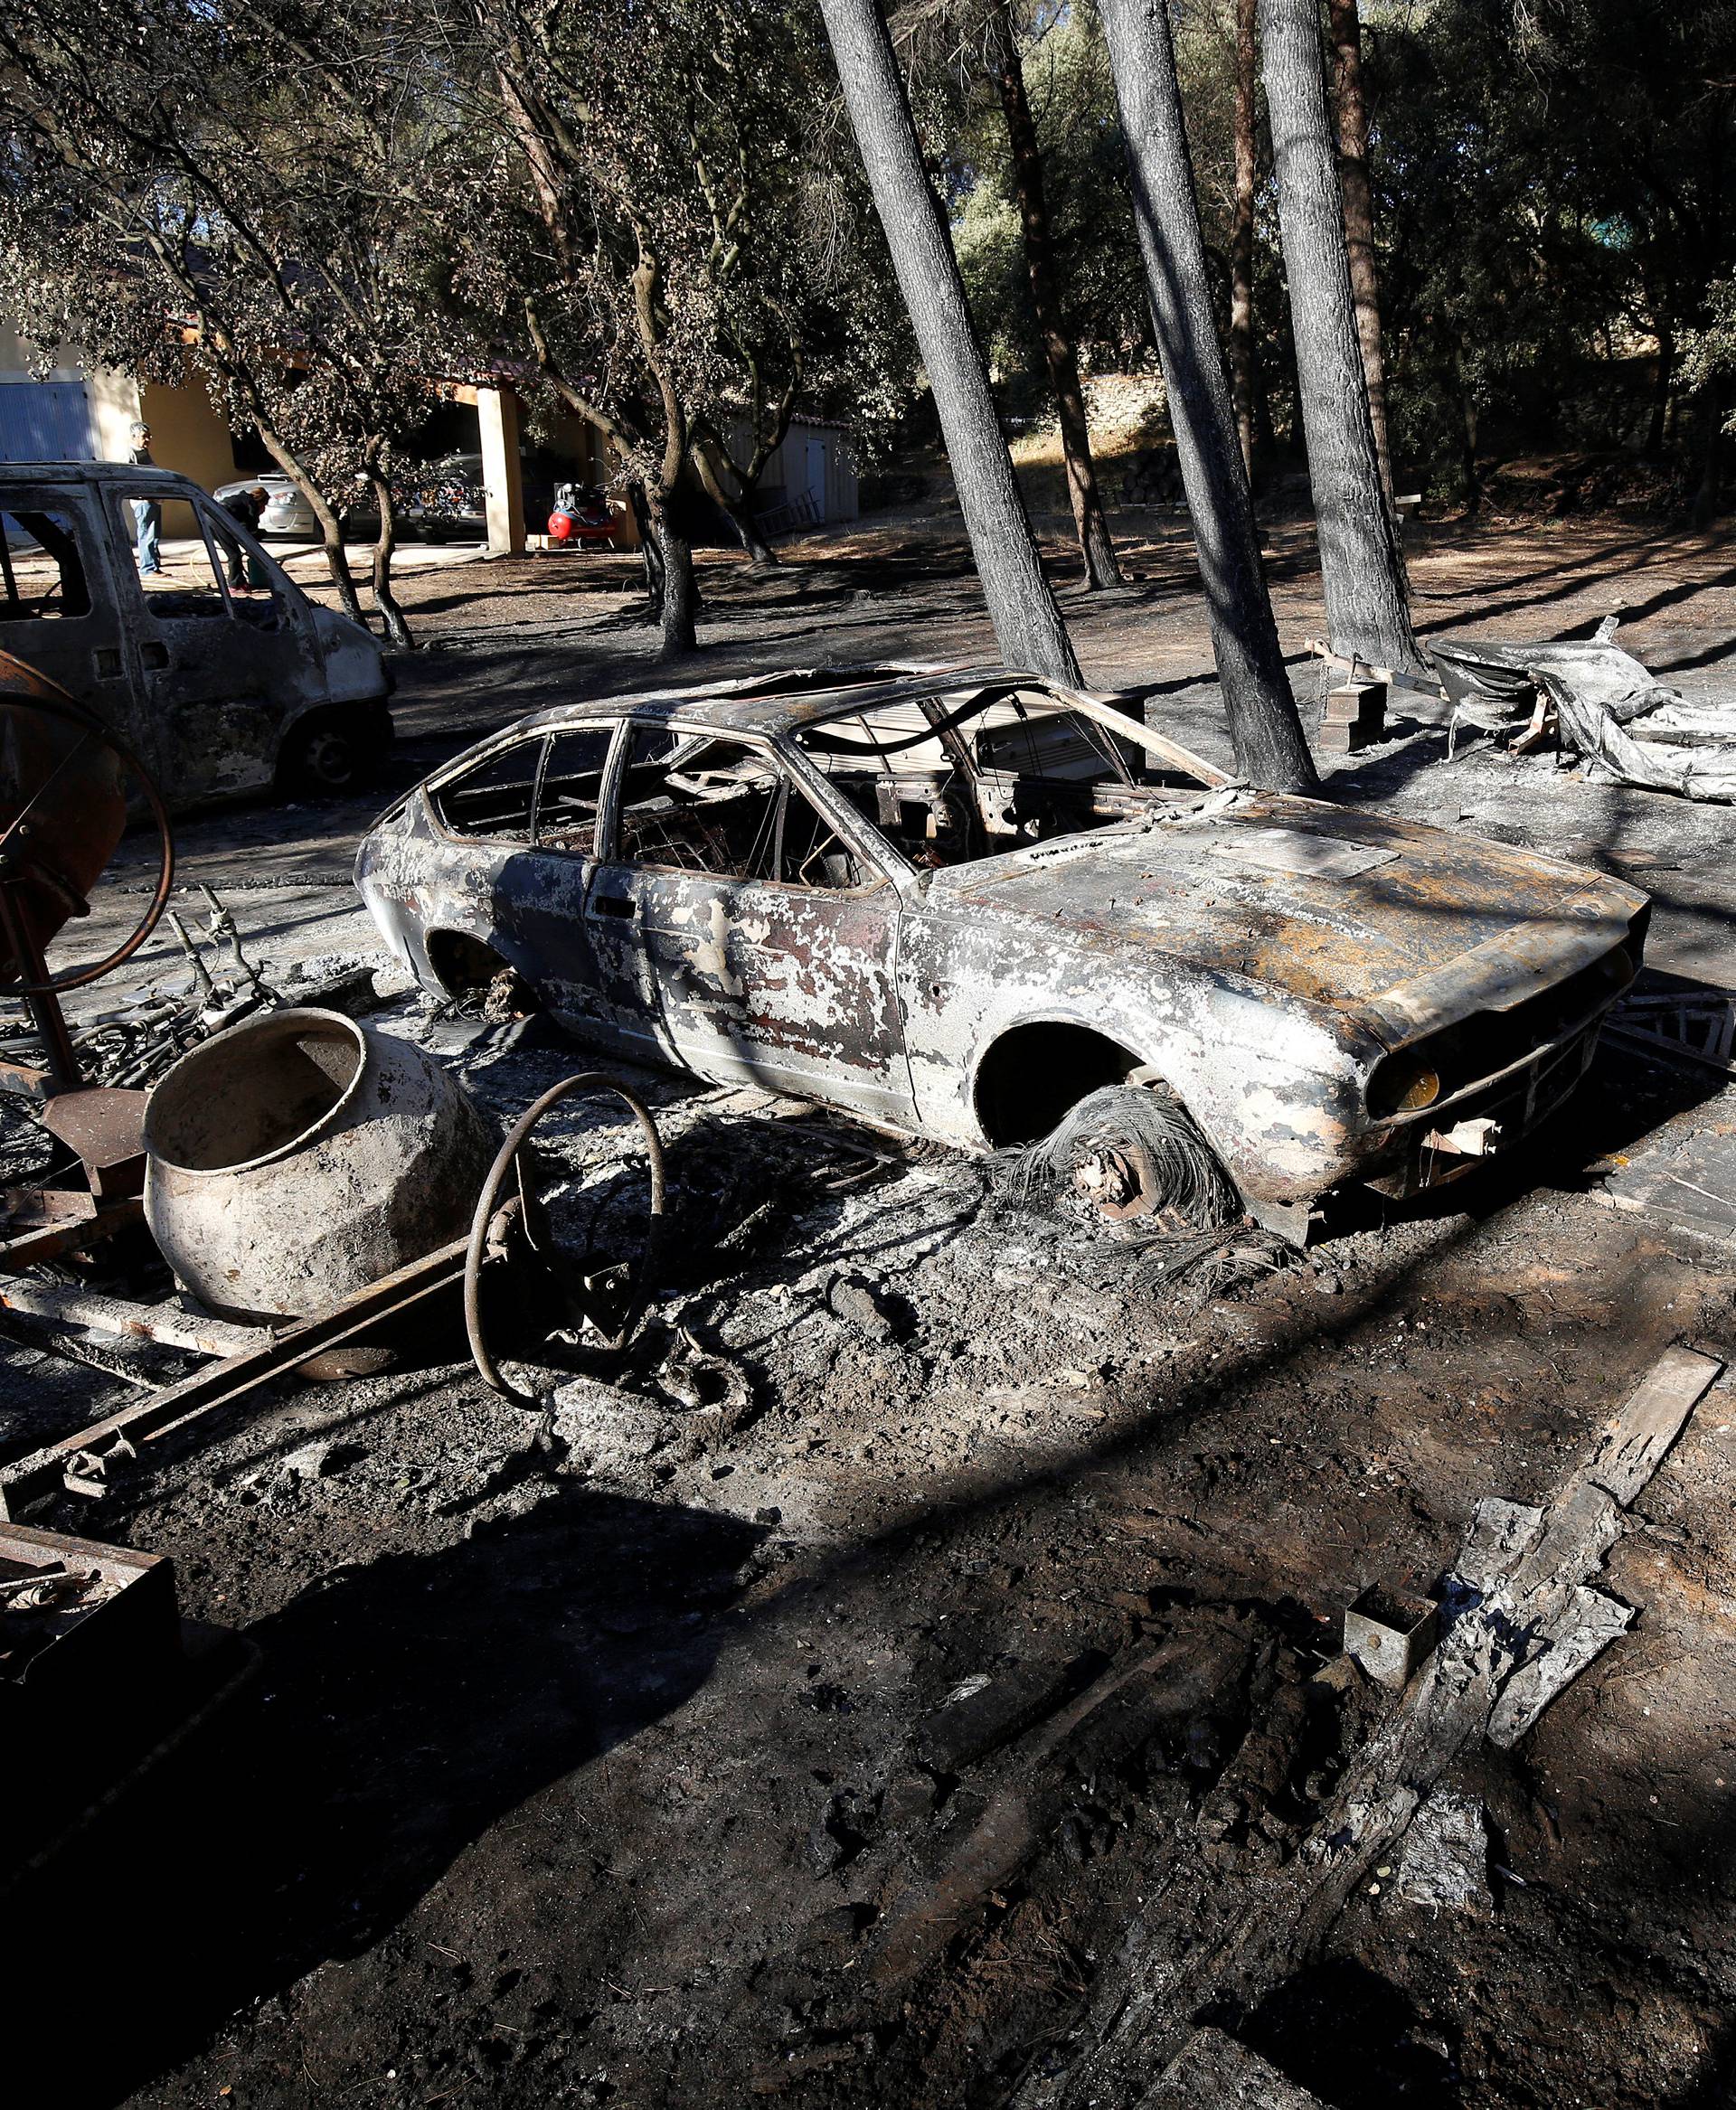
[355, 669, 1648, 1219]
[1, 461, 391, 807]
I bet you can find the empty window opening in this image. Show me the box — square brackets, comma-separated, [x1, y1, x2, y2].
[0, 509, 90, 622]
[435, 736, 547, 842]
[616, 728, 868, 889]
[535, 727, 614, 853]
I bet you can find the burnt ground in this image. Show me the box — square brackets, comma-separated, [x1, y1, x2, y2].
[7, 502, 1736, 2110]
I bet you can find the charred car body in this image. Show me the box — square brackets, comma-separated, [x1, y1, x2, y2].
[2, 462, 392, 805]
[356, 666, 1647, 1234]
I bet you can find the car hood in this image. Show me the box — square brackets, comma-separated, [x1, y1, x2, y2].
[927, 791, 1648, 1049]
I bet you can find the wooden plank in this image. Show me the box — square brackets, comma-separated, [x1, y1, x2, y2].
[0, 1196, 142, 1269]
[0, 1278, 266, 1360]
[1301, 636, 1446, 697]
[1024, 1343, 1726, 2110]
[1546, 1343, 1722, 1513]
[0, 1237, 467, 1517]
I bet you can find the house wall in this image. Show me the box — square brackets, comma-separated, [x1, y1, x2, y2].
[0, 330, 237, 537]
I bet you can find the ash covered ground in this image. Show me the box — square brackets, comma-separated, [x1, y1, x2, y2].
[7, 511, 1736, 2110]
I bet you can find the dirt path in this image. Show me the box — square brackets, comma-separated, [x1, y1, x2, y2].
[6, 509, 1736, 2110]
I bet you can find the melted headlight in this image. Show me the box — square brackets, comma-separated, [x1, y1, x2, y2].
[1368, 1054, 1442, 1118]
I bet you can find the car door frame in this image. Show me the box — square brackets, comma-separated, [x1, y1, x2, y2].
[421, 718, 640, 1051]
[588, 715, 919, 1116]
[104, 482, 328, 804]
[0, 482, 137, 758]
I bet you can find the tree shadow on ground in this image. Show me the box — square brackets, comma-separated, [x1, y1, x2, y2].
[5, 1484, 765, 2108]
[1232, 1957, 1462, 2107]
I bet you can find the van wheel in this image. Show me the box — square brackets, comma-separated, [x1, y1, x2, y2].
[280, 711, 363, 795]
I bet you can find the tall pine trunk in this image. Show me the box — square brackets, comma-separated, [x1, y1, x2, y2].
[1095, 0, 1318, 792]
[817, 0, 1081, 684]
[1645, 315, 1675, 457]
[1260, 0, 1420, 672]
[1230, 0, 1259, 479]
[1326, 0, 1392, 500]
[986, 4, 1121, 590]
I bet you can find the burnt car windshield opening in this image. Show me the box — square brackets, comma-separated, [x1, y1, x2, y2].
[793, 687, 1188, 867]
[616, 727, 870, 890]
[0, 508, 90, 621]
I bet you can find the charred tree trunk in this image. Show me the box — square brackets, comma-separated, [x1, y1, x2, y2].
[1094, 0, 1318, 792]
[1326, 0, 1392, 499]
[627, 483, 665, 615]
[692, 429, 778, 570]
[1451, 334, 1481, 515]
[1231, 0, 1259, 479]
[1260, 0, 1420, 671]
[365, 472, 412, 649]
[986, 4, 1121, 589]
[655, 504, 700, 655]
[817, 0, 1082, 683]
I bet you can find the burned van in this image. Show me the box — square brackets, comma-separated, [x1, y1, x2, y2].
[0, 460, 392, 807]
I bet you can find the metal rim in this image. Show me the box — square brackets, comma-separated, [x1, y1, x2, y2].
[463, 1071, 667, 1408]
[0, 683, 175, 995]
[142, 1008, 370, 1177]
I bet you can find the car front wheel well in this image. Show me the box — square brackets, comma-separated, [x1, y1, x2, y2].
[973, 1022, 1146, 1148]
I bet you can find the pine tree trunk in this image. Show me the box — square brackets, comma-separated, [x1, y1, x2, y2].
[1692, 375, 1727, 526]
[1450, 334, 1481, 514]
[817, 0, 1081, 684]
[1260, 0, 1420, 672]
[366, 474, 413, 650]
[986, 4, 1121, 589]
[1645, 316, 1675, 458]
[1326, 0, 1392, 499]
[1231, 0, 1259, 479]
[1094, 0, 1318, 793]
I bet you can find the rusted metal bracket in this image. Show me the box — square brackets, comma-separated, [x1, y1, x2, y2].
[0, 1236, 468, 1518]
[0, 1193, 142, 1270]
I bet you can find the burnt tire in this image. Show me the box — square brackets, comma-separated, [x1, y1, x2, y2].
[278, 710, 383, 796]
[1011, 1080, 1241, 1240]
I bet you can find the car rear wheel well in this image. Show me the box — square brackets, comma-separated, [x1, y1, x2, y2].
[973, 1023, 1146, 1148]
[426, 930, 514, 998]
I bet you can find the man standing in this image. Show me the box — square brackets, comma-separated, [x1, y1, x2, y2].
[127, 420, 161, 577]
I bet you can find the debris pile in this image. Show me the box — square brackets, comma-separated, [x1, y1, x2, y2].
[1438, 625, 1736, 800]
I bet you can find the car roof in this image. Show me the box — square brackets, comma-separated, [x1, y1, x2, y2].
[490, 664, 1109, 742]
[0, 459, 209, 495]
